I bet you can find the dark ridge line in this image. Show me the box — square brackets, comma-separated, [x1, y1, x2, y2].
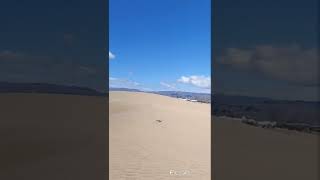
[0, 82, 106, 96]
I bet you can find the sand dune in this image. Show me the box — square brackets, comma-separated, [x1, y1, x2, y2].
[2, 92, 317, 179]
[0, 93, 107, 180]
[109, 91, 211, 179]
[110, 91, 319, 180]
[213, 117, 319, 180]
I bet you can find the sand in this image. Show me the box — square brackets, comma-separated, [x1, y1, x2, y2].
[2, 92, 317, 180]
[0, 93, 107, 180]
[110, 91, 319, 180]
[109, 91, 211, 180]
[213, 117, 319, 180]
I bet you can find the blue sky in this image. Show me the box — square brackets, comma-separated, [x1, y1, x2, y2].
[109, 0, 211, 93]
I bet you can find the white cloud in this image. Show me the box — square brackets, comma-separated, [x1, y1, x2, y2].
[177, 75, 211, 89]
[109, 77, 118, 81]
[160, 82, 176, 90]
[109, 51, 115, 60]
[109, 77, 141, 89]
[217, 45, 319, 86]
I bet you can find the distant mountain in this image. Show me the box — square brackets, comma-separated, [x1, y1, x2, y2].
[0, 82, 106, 96]
[153, 91, 211, 103]
[108, 88, 211, 103]
[213, 93, 320, 127]
[109, 87, 143, 92]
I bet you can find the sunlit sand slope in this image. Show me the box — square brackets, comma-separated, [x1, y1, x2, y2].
[109, 91, 211, 180]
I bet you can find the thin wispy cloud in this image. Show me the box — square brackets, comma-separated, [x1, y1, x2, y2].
[177, 75, 211, 89]
[109, 77, 118, 81]
[160, 82, 177, 90]
[109, 77, 141, 89]
[109, 51, 115, 60]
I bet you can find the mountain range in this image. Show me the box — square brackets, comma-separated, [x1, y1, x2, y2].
[0, 82, 106, 96]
